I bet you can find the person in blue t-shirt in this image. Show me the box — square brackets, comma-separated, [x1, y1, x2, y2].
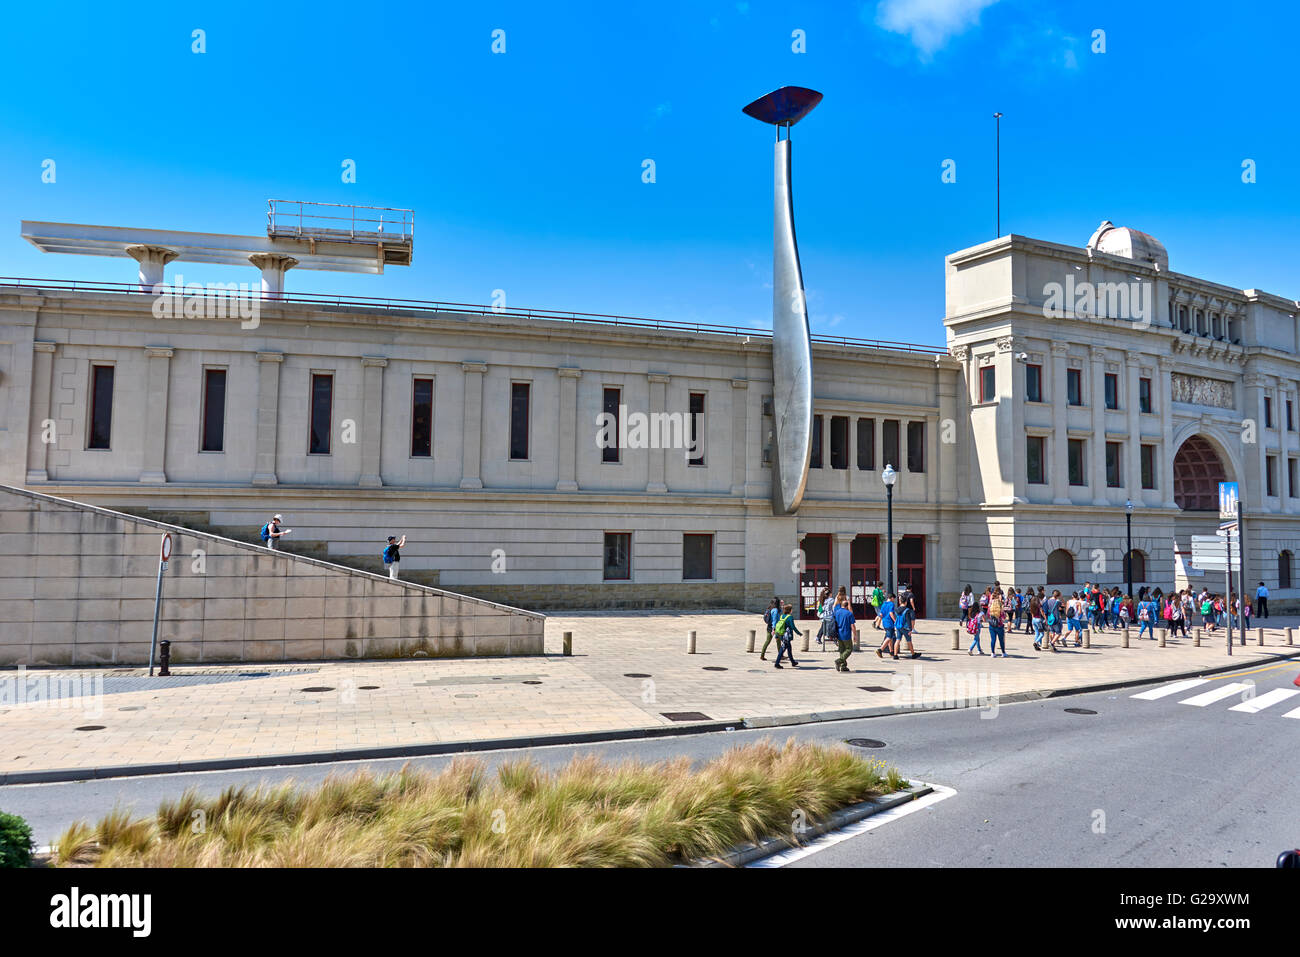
[831, 597, 858, 672]
[875, 594, 899, 660]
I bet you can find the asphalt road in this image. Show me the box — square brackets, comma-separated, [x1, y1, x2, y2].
[4, 659, 1297, 866]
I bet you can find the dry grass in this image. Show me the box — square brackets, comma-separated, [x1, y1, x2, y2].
[50, 740, 907, 868]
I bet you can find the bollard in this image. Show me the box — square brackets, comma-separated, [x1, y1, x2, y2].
[951, 626, 960, 651]
[562, 631, 572, 656]
[1257, 627, 1265, 647]
[158, 639, 171, 677]
[1158, 631, 1166, 648]
[1122, 627, 1130, 649]
[687, 630, 697, 654]
[1194, 629, 1202, 647]
[802, 632, 810, 653]
[1287, 627, 1294, 646]
[1083, 629, 1090, 649]
[747, 629, 756, 653]
[853, 632, 861, 652]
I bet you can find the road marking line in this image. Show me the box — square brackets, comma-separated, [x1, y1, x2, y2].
[1228, 688, 1300, 713]
[1208, 661, 1300, 680]
[1131, 678, 1209, 700]
[1282, 705, 1300, 720]
[747, 782, 958, 868]
[1178, 682, 1253, 707]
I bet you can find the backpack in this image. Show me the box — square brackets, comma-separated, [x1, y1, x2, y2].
[1162, 602, 1174, 620]
[383, 544, 398, 563]
[965, 615, 979, 635]
[989, 596, 1003, 617]
[775, 614, 791, 636]
[260, 523, 271, 542]
[960, 593, 971, 610]
[1139, 604, 1150, 621]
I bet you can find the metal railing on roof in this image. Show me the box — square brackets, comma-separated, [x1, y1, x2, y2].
[0, 276, 946, 357]
[266, 200, 414, 244]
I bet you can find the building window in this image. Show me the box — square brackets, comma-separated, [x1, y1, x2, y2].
[1126, 550, 1146, 583]
[1280, 550, 1293, 589]
[1140, 445, 1156, 490]
[1104, 373, 1119, 410]
[509, 382, 530, 460]
[1290, 458, 1298, 498]
[1266, 454, 1277, 497]
[856, 418, 875, 471]
[883, 419, 900, 471]
[200, 368, 226, 453]
[603, 532, 631, 580]
[829, 415, 849, 470]
[1105, 441, 1121, 488]
[411, 377, 433, 457]
[1067, 368, 1082, 406]
[688, 392, 705, 466]
[602, 387, 621, 463]
[1288, 399, 1295, 431]
[906, 421, 925, 473]
[979, 365, 996, 403]
[1025, 364, 1042, 402]
[1265, 396, 1274, 429]
[683, 533, 713, 580]
[1047, 549, 1074, 585]
[309, 373, 333, 455]
[1026, 435, 1046, 484]
[87, 364, 114, 450]
[1139, 377, 1152, 414]
[1068, 439, 1085, 486]
[810, 415, 824, 469]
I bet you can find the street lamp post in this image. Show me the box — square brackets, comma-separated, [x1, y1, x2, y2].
[1125, 500, 1134, 599]
[883, 464, 898, 595]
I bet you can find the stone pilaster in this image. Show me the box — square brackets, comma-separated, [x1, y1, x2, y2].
[647, 373, 670, 493]
[834, 531, 855, 593]
[358, 356, 387, 488]
[1089, 346, 1107, 504]
[557, 367, 581, 491]
[1050, 342, 1070, 504]
[1125, 350, 1142, 498]
[936, 364, 958, 505]
[251, 351, 283, 486]
[460, 361, 486, 489]
[1156, 355, 1177, 509]
[730, 378, 748, 496]
[26, 341, 56, 482]
[139, 346, 174, 483]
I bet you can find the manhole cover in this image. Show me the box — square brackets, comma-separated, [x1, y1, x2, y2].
[1064, 707, 1097, 715]
[845, 738, 886, 749]
[703, 666, 728, 671]
[300, 687, 334, 693]
[75, 725, 106, 732]
[522, 680, 542, 685]
[624, 673, 652, 678]
[661, 712, 712, 722]
[454, 693, 478, 699]
[358, 685, 379, 690]
[858, 686, 892, 693]
[118, 706, 144, 712]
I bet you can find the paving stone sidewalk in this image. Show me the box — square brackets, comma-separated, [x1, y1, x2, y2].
[2, 613, 1297, 779]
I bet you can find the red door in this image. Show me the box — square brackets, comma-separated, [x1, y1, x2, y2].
[898, 534, 926, 618]
[799, 533, 832, 618]
[850, 534, 880, 617]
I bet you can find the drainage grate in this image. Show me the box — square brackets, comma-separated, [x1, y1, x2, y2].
[300, 687, 335, 693]
[858, 686, 892, 693]
[1064, 707, 1097, 715]
[522, 680, 543, 685]
[703, 666, 728, 672]
[662, 712, 712, 722]
[844, 738, 886, 749]
[358, 685, 379, 690]
[624, 673, 652, 678]
[75, 725, 106, 732]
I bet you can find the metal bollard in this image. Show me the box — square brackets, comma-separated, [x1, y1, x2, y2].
[1257, 627, 1265, 647]
[158, 640, 171, 677]
[951, 626, 960, 651]
[1287, 627, 1294, 646]
[747, 629, 756, 653]
[687, 630, 697, 654]
[1083, 629, 1090, 649]
[563, 631, 572, 656]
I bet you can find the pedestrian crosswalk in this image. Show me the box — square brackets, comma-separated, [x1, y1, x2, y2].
[1131, 677, 1300, 718]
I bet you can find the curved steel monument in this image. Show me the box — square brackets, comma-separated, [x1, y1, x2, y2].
[743, 86, 822, 516]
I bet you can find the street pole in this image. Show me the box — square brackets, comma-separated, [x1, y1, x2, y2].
[149, 533, 172, 677]
[1238, 498, 1246, 645]
[1125, 508, 1133, 598]
[1225, 530, 1233, 655]
[993, 112, 1002, 237]
[886, 484, 895, 595]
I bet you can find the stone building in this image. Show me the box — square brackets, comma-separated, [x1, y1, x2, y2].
[3, 220, 1297, 614]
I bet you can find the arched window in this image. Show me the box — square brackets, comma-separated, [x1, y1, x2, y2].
[1280, 551, 1293, 590]
[1173, 436, 1228, 511]
[1125, 550, 1146, 583]
[1046, 549, 1074, 585]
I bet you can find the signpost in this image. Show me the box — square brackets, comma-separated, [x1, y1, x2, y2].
[149, 533, 172, 676]
[1219, 482, 1244, 652]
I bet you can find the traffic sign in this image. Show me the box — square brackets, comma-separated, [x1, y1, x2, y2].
[1191, 534, 1240, 571]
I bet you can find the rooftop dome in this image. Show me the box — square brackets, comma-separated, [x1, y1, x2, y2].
[1085, 220, 1168, 270]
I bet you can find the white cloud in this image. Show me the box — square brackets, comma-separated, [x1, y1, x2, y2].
[874, 0, 1000, 58]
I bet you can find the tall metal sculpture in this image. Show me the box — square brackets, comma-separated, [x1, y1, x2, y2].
[743, 86, 822, 516]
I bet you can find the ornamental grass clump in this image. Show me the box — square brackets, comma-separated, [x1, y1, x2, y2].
[51, 739, 905, 868]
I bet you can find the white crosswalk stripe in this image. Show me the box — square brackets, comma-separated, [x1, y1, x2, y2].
[1131, 678, 1209, 700]
[1228, 688, 1300, 713]
[1178, 682, 1254, 707]
[1283, 705, 1300, 720]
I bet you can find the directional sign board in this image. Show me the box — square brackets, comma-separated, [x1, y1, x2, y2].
[1191, 534, 1240, 571]
[1219, 482, 1239, 520]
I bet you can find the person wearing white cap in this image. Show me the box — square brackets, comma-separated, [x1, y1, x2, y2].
[260, 514, 290, 549]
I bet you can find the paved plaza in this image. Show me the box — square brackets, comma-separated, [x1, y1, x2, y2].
[1, 612, 1297, 780]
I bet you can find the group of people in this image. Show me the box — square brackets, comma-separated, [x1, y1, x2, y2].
[957, 580, 1274, 654]
[759, 582, 922, 673]
[258, 514, 408, 580]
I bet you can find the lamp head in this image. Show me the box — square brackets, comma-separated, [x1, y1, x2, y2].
[1126, 499, 1134, 514]
[882, 464, 898, 487]
[742, 86, 823, 127]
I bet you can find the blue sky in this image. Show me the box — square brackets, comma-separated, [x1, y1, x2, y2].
[1, 0, 1296, 345]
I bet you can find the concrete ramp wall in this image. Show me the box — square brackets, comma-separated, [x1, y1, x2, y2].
[0, 485, 545, 666]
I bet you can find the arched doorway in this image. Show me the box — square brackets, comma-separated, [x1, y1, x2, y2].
[1173, 435, 1229, 511]
[1047, 549, 1074, 585]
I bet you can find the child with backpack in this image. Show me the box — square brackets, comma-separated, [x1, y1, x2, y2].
[773, 603, 801, 669]
[966, 604, 985, 655]
[759, 598, 782, 660]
